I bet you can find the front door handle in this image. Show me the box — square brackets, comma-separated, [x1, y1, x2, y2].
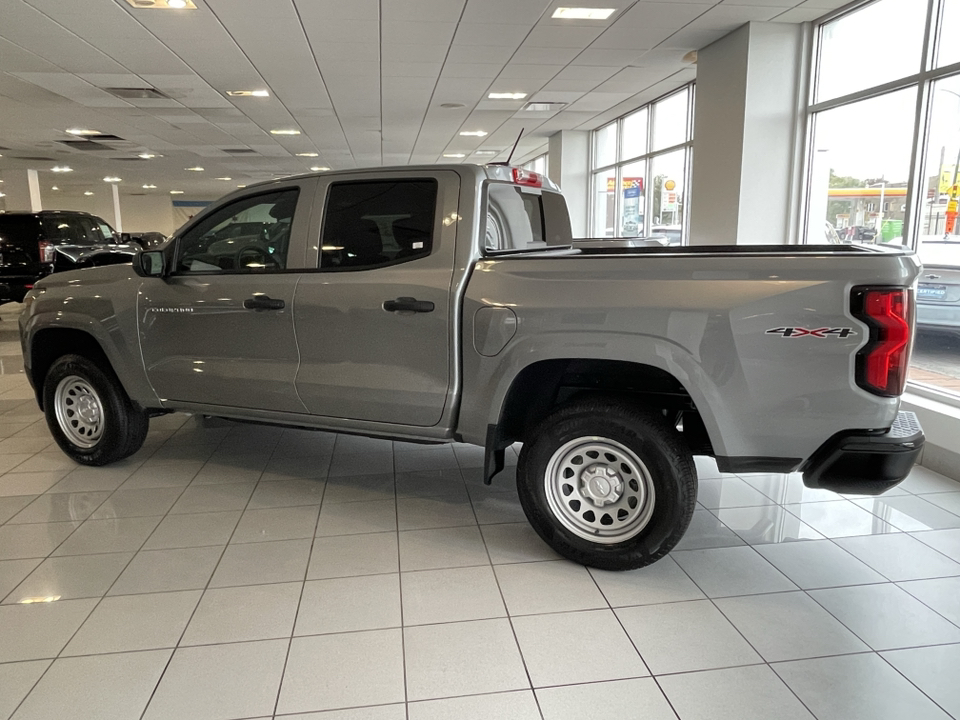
[244, 295, 285, 311]
[383, 296, 435, 313]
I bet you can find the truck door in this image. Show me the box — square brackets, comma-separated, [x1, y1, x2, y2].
[293, 171, 459, 426]
[139, 184, 313, 413]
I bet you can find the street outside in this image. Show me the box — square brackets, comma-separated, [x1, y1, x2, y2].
[910, 328, 960, 395]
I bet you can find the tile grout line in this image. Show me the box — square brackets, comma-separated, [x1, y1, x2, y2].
[134, 422, 279, 720]
[269, 432, 331, 719]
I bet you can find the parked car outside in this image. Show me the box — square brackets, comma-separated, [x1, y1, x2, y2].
[916, 236, 960, 333]
[0, 210, 142, 304]
[650, 224, 683, 245]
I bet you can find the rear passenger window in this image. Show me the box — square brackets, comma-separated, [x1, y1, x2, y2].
[41, 216, 82, 244]
[320, 180, 437, 270]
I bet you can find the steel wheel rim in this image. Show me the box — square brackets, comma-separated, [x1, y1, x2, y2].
[544, 436, 656, 544]
[54, 375, 104, 449]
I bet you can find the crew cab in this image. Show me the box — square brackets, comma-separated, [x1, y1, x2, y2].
[19, 165, 924, 570]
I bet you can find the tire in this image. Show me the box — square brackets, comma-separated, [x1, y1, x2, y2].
[517, 397, 697, 571]
[43, 354, 149, 466]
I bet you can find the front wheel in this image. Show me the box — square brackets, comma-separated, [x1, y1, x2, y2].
[43, 354, 149, 466]
[517, 398, 697, 571]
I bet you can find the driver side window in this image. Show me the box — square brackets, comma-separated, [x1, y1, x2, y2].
[176, 189, 299, 273]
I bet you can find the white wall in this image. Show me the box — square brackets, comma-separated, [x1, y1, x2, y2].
[46, 193, 178, 236]
[690, 22, 804, 245]
[548, 130, 589, 238]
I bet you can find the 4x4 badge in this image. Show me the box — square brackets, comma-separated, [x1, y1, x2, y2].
[766, 327, 856, 338]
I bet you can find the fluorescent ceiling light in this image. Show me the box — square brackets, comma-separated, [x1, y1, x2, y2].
[170, 190, 184, 194]
[488, 92, 527, 100]
[474, 150, 498, 156]
[138, 153, 160, 159]
[123, 0, 197, 8]
[66, 128, 101, 136]
[270, 129, 301, 135]
[443, 153, 466, 158]
[237, 184, 247, 188]
[523, 101, 568, 111]
[51, 186, 59, 190]
[185, 166, 204, 171]
[296, 152, 319, 157]
[216, 177, 232, 181]
[103, 176, 122, 182]
[226, 90, 269, 97]
[84, 191, 94, 196]
[0, 193, 5, 198]
[51, 166, 73, 173]
[552, 7, 616, 20]
[142, 184, 157, 189]
[459, 131, 488, 137]
[310, 166, 330, 172]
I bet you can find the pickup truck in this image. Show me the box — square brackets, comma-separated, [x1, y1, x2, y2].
[18, 164, 924, 570]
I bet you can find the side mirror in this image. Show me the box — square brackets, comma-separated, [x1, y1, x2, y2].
[135, 250, 166, 278]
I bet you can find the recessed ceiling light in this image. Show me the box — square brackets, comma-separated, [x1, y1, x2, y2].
[142, 184, 157, 189]
[0, 193, 5, 198]
[138, 153, 160, 159]
[237, 184, 247, 188]
[51, 186, 59, 190]
[296, 152, 319, 157]
[103, 176, 122, 183]
[216, 177, 232, 181]
[51, 166, 73, 173]
[185, 166, 204, 171]
[440, 103, 465, 109]
[523, 101, 568, 112]
[170, 190, 184, 194]
[443, 153, 466, 159]
[552, 7, 616, 20]
[459, 131, 488, 137]
[226, 90, 270, 97]
[123, 0, 197, 8]
[66, 128, 101, 136]
[474, 150, 498, 156]
[270, 129, 301, 135]
[488, 92, 527, 100]
[310, 166, 331, 172]
[84, 191, 94, 196]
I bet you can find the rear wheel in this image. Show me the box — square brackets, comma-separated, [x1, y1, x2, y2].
[43, 354, 148, 466]
[517, 397, 697, 570]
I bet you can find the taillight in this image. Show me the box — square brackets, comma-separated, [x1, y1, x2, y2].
[38, 241, 56, 264]
[512, 168, 543, 187]
[851, 286, 912, 397]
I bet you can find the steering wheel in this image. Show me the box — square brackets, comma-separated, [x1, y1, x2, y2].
[235, 243, 278, 270]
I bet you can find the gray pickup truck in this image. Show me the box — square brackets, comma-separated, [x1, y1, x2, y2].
[19, 164, 924, 570]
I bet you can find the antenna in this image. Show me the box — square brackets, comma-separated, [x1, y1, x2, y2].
[504, 128, 524, 165]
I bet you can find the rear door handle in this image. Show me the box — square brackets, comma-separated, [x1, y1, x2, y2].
[383, 296, 435, 313]
[244, 295, 285, 311]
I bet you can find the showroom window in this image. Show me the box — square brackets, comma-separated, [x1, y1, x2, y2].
[804, 0, 960, 399]
[589, 85, 694, 244]
[522, 154, 548, 176]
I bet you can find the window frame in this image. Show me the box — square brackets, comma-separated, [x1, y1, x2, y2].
[587, 84, 695, 243]
[171, 187, 302, 276]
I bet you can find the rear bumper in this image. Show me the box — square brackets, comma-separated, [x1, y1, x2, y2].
[0, 276, 36, 303]
[800, 411, 924, 495]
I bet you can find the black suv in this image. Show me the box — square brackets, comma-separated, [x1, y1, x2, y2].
[0, 210, 142, 304]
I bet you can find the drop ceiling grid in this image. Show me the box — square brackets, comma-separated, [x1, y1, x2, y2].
[0, 0, 854, 192]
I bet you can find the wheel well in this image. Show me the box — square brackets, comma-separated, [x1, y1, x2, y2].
[497, 359, 714, 456]
[30, 329, 111, 409]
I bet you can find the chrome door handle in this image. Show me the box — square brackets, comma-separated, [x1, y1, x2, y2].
[382, 297, 434, 313]
[243, 295, 285, 311]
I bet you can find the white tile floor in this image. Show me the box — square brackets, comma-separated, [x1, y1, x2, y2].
[1, 307, 960, 719]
